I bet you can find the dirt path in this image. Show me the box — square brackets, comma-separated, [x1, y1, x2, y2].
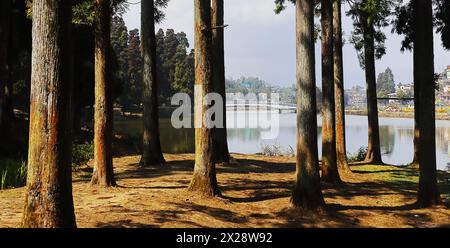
[1, 154, 449, 228]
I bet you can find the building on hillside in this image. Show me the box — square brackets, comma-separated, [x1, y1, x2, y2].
[436, 66, 450, 106]
[345, 86, 366, 108]
[446, 66, 450, 80]
[397, 83, 414, 93]
[240, 81, 256, 88]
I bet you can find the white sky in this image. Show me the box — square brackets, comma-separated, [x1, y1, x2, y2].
[123, 0, 450, 89]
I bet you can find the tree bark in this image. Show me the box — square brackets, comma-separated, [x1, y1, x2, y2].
[321, 0, 341, 183]
[91, 0, 116, 186]
[211, 0, 230, 163]
[189, 0, 221, 197]
[140, 0, 165, 166]
[22, 0, 76, 228]
[362, 14, 383, 164]
[333, 0, 351, 174]
[413, 0, 441, 207]
[291, 0, 326, 211]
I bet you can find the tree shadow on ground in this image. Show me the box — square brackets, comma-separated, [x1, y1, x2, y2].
[218, 158, 295, 174]
[81, 156, 449, 227]
[73, 159, 196, 183]
[95, 219, 158, 228]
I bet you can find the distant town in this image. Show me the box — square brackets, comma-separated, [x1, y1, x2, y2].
[225, 66, 450, 115]
[346, 66, 450, 111]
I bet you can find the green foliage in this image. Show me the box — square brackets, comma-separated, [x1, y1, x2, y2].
[376, 67, 396, 97]
[435, 0, 450, 50]
[395, 87, 413, 98]
[391, 0, 413, 51]
[120, 28, 143, 108]
[156, 29, 194, 102]
[0, 159, 27, 190]
[72, 142, 94, 167]
[393, 0, 450, 51]
[172, 49, 195, 95]
[226, 77, 272, 95]
[348, 146, 368, 162]
[72, 1, 95, 25]
[347, 0, 393, 69]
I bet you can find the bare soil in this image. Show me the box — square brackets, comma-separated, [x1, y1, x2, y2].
[1, 154, 449, 228]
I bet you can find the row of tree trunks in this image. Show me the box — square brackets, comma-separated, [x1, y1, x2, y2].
[362, 11, 383, 165]
[22, 0, 76, 227]
[333, 0, 351, 174]
[140, 0, 166, 167]
[189, 0, 221, 197]
[91, 0, 116, 186]
[291, 0, 325, 211]
[413, 0, 441, 208]
[321, 0, 341, 183]
[211, 0, 230, 163]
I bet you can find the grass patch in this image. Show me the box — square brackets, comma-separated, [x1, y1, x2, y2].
[72, 142, 94, 169]
[0, 158, 27, 190]
[351, 163, 450, 201]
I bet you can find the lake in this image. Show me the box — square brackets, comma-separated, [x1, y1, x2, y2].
[114, 111, 450, 171]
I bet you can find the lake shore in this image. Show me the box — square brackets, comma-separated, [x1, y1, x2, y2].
[345, 110, 450, 120]
[1, 153, 449, 228]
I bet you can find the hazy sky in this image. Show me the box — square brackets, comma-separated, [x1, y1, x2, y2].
[123, 0, 450, 89]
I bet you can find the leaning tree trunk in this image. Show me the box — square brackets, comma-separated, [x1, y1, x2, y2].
[188, 0, 221, 197]
[140, 0, 165, 166]
[362, 17, 382, 164]
[291, 0, 326, 211]
[413, 0, 441, 208]
[321, 0, 341, 183]
[22, 0, 76, 228]
[91, 0, 116, 186]
[211, 0, 230, 163]
[333, 0, 351, 174]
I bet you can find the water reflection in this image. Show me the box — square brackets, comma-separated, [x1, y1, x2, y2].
[114, 112, 450, 170]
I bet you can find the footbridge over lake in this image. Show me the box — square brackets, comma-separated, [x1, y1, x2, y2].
[225, 102, 297, 113]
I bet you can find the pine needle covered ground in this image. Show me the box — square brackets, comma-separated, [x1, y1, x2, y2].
[1, 154, 449, 228]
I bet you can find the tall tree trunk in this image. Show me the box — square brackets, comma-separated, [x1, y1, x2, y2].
[140, 0, 165, 166]
[211, 0, 230, 163]
[22, 0, 76, 228]
[189, 0, 221, 197]
[333, 0, 351, 174]
[291, 0, 325, 211]
[321, 0, 341, 183]
[91, 0, 116, 186]
[362, 16, 382, 164]
[413, 0, 441, 207]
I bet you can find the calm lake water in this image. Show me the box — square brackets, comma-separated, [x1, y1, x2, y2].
[115, 111, 450, 170]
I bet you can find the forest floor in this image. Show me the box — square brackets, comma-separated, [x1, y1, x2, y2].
[0, 153, 449, 228]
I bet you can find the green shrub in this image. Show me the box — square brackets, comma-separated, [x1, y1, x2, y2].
[348, 146, 368, 162]
[72, 142, 94, 168]
[0, 159, 27, 190]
